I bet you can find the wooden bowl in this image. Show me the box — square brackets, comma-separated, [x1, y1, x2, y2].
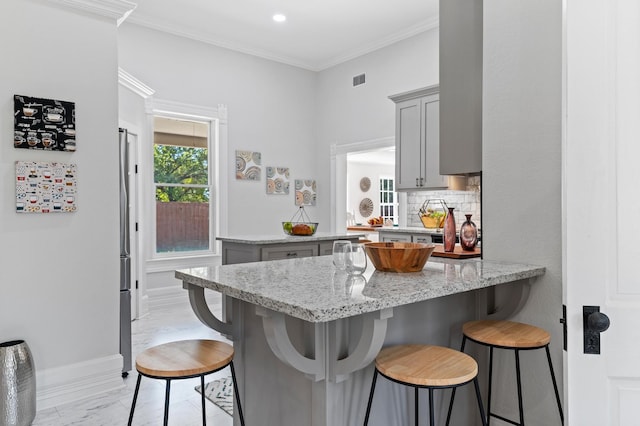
[364, 242, 436, 273]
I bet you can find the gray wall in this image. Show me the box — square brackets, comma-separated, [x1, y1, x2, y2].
[0, 0, 122, 408]
[483, 0, 563, 423]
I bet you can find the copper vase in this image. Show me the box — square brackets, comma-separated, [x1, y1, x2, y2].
[460, 214, 478, 251]
[443, 207, 456, 252]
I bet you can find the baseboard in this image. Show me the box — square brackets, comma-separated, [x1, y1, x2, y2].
[36, 354, 124, 411]
[147, 285, 190, 310]
[147, 285, 219, 310]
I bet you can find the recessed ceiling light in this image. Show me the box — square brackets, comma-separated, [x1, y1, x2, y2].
[273, 14, 286, 23]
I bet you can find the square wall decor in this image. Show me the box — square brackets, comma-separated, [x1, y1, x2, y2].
[16, 161, 77, 213]
[14, 94, 76, 152]
[235, 150, 261, 180]
[295, 179, 316, 206]
[266, 167, 290, 194]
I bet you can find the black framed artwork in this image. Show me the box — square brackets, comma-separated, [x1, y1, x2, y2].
[14, 94, 76, 152]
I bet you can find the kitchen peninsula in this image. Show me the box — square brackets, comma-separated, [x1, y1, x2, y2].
[176, 255, 544, 425]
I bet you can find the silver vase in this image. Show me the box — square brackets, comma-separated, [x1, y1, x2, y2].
[1, 340, 36, 426]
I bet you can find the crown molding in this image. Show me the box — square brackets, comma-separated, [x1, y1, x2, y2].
[42, 0, 136, 23]
[124, 16, 314, 71]
[318, 17, 439, 71]
[118, 67, 155, 98]
[123, 15, 438, 72]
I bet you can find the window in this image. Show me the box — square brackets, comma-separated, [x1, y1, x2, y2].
[153, 116, 212, 254]
[379, 177, 398, 225]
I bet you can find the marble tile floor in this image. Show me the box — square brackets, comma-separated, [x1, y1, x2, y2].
[32, 293, 233, 426]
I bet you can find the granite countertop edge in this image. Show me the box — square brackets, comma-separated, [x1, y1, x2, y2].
[176, 257, 545, 323]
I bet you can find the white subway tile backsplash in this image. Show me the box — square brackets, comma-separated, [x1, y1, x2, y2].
[407, 190, 481, 230]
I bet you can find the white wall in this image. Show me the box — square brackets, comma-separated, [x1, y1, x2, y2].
[118, 24, 318, 239]
[316, 29, 439, 228]
[483, 0, 563, 423]
[0, 0, 124, 408]
[347, 162, 395, 224]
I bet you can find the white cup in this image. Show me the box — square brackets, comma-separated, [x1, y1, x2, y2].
[345, 244, 368, 275]
[332, 240, 352, 270]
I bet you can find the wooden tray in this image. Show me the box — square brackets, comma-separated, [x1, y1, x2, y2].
[430, 244, 481, 259]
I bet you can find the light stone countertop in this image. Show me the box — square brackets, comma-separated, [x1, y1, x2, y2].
[216, 232, 365, 244]
[376, 226, 444, 235]
[176, 256, 544, 323]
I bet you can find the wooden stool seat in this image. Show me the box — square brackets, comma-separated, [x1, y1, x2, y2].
[128, 339, 244, 426]
[448, 320, 563, 425]
[463, 320, 551, 348]
[376, 344, 478, 387]
[365, 344, 487, 426]
[136, 339, 234, 378]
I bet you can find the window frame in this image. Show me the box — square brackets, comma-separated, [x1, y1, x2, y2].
[144, 99, 225, 269]
[379, 176, 398, 225]
[153, 116, 212, 255]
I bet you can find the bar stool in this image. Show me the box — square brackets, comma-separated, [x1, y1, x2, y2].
[448, 320, 563, 425]
[364, 344, 487, 426]
[127, 339, 245, 426]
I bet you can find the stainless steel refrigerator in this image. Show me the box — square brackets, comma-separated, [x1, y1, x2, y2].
[119, 128, 132, 376]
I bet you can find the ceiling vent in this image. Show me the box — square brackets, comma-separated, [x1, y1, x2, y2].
[353, 73, 366, 87]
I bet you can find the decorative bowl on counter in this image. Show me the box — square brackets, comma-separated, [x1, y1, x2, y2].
[364, 242, 436, 273]
[282, 222, 318, 236]
[420, 214, 445, 229]
[418, 199, 448, 229]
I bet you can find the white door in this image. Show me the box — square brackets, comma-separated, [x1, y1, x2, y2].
[565, 0, 640, 424]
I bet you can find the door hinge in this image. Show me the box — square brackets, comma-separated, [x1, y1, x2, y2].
[135, 222, 138, 232]
[135, 164, 138, 174]
[135, 280, 139, 289]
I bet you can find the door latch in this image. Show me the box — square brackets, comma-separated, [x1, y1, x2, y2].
[583, 305, 610, 354]
[560, 304, 567, 351]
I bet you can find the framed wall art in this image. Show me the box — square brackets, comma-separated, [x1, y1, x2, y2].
[16, 161, 77, 213]
[14, 94, 76, 152]
[266, 166, 290, 194]
[236, 150, 261, 180]
[295, 179, 316, 206]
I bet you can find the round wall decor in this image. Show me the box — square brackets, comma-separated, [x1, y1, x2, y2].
[360, 177, 371, 192]
[359, 198, 374, 217]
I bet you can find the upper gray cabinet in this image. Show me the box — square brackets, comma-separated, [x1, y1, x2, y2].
[390, 85, 448, 191]
[439, 0, 483, 175]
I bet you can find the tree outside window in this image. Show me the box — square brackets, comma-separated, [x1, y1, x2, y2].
[154, 117, 211, 253]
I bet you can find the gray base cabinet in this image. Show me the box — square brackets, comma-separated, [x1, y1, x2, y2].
[221, 237, 361, 265]
[378, 230, 442, 244]
[379, 232, 412, 243]
[379, 231, 435, 244]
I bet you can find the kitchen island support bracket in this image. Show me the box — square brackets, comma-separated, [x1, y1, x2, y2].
[184, 282, 234, 339]
[256, 306, 393, 382]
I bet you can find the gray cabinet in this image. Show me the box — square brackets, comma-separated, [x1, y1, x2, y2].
[379, 232, 411, 243]
[411, 234, 433, 244]
[390, 86, 448, 190]
[221, 237, 361, 265]
[378, 229, 435, 244]
[261, 244, 319, 261]
[439, 0, 483, 175]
